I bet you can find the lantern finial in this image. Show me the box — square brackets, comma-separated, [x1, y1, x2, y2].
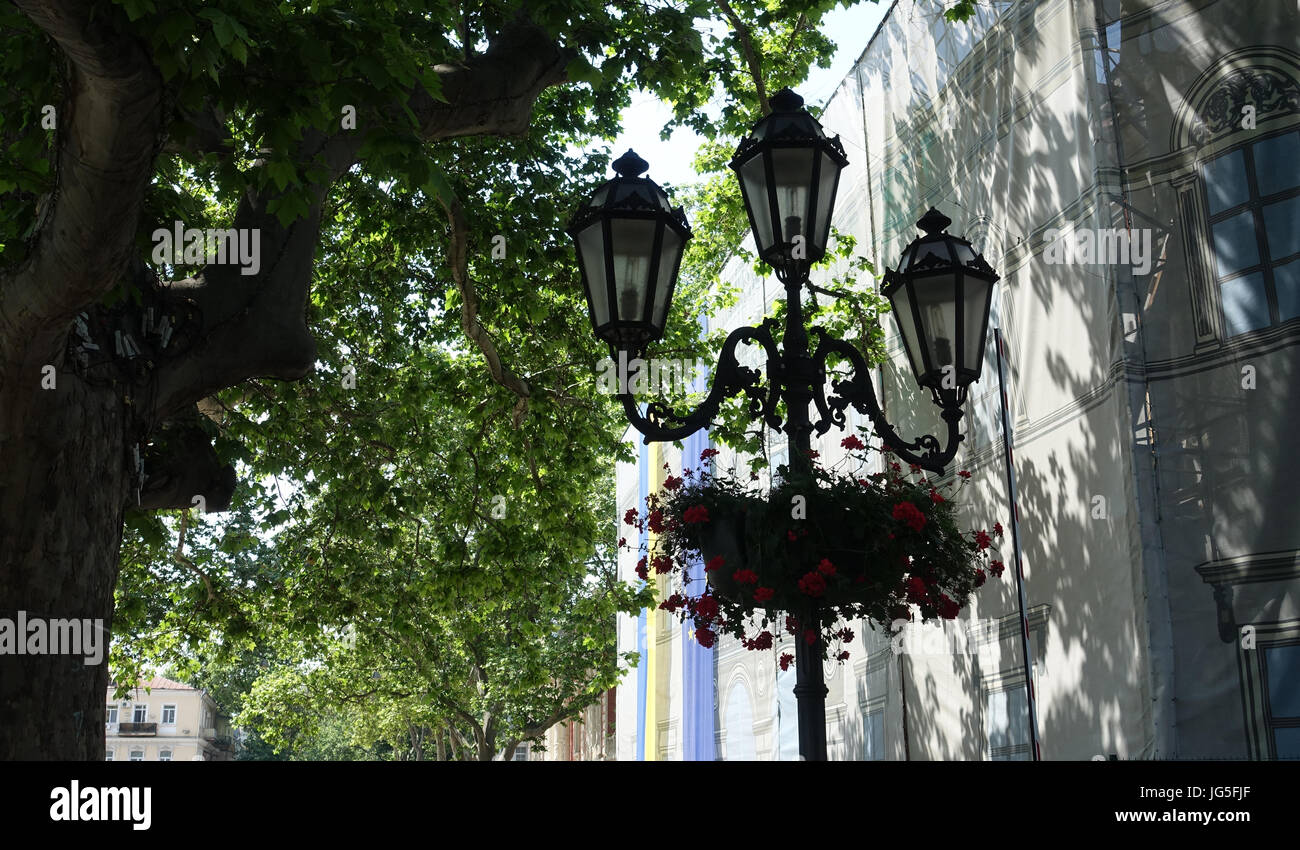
[769, 88, 804, 112]
[917, 207, 952, 235]
[612, 149, 650, 178]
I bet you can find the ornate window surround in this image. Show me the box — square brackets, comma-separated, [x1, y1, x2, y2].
[1170, 47, 1300, 351]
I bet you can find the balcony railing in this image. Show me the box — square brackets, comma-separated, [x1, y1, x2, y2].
[117, 722, 157, 736]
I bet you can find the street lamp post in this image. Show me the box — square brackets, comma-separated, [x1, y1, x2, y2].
[568, 88, 1000, 761]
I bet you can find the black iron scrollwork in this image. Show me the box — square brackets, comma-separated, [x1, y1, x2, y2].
[810, 329, 965, 473]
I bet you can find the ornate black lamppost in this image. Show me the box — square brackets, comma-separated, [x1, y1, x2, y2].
[568, 88, 999, 761]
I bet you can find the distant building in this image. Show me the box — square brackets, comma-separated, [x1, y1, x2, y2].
[105, 677, 235, 762]
[527, 689, 616, 760]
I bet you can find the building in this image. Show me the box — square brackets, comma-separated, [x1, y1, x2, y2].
[105, 677, 235, 761]
[526, 689, 617, 760]
[614, 0, 1300, 759]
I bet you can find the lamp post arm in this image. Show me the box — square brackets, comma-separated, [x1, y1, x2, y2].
[809, 329, 966, 473]
[618, 319, 783, 443]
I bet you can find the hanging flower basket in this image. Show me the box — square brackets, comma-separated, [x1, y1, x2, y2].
[623, 440, 1005, 661]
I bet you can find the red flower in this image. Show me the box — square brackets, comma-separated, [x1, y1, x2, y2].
[817, 558, 836, 576]
[648, 509, 665, 534]
[840, 435, 865, 450]
[807, 450, 820, 459]
[705, 555, 725, 572]
[994, 521, 1005, 538]
[937, 594, 961, 620]
[700, 448, 719, 460]
[785, 616, 800, 635]
[746, 631, 774, 651]
[909, 463, 921, 473]
[623, 508, 639, 526]
[836, 650, 850, 662]
[904, 576, 928, 605]
[787, 529, 798, 541]
[892, 501, 927, 532]
[838, 628, 855, 643]
[662, 475, 682, 491]
[779, 653, 794, 672]
[958, 470, 972, 479]
[989, 559, 1005, 578]
[695, 594, 719, 621]
[732, 568, 758, 585]
[652, 554, 673, 574]
[658, 594, 683, 612]
[695, 627, 716, 648]
[975, 530, 991, 550]
[974, 568, 987, 588]
[635, 558, 648, 581]
[753, 586, 775, 603]
[929, 488, 945, 504]
[803, 628, 818, 646]
[682, 505, 710, 524]
[617, 537, 626, 548]
[798, 571, 827, 597]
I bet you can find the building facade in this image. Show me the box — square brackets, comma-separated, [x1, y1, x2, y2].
[105, 677, 235, 762]
[615, 0, 1300, 759]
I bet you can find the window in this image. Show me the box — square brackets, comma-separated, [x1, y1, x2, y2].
[105, 750, 114, 761]
[985, 683, 1032, 761]
[159, 750, 173, 762]
[105, 707, 118, 726]
[1262, 644, 1300, 759]
[161, 704, 176, 725]
[128, 750, 144, 762]
[132, 704, 147, 723]
[1202, 130, 1300, 337]
[863, 709, 886, 761]
[512, 744, 529, 761]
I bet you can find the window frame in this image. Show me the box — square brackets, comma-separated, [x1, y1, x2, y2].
[131, 704, 148, 724]
[105, 706, 118, 727]
[161, 704, 177, 726]
[128, 749, 145, 762]
[158, 749, 173, 762]
[1200, 128, 1300, 336]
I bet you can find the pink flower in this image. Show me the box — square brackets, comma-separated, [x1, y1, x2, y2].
[937, 594, 961, 620]
[892, 501, 927, 532]
[798, 571, 827, 597]
[682, 505, 710, 524]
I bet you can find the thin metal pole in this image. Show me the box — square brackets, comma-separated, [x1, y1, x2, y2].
[994, 327, 1041, 761]
[783, 268, 828, 762]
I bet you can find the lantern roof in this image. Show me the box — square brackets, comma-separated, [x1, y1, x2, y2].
[568, 150, 689, 233]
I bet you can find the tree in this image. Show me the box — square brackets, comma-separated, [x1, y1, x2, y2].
[0, 0, 904, 759]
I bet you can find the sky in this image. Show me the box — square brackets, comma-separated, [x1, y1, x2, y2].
[603, 1, 893, 189]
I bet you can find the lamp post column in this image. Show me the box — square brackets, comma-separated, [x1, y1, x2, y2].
[781, 269, 829, 762]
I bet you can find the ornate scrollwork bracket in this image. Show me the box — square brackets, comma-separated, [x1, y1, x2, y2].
[619, 318, 783, 443]
[809, 329, 966, 473]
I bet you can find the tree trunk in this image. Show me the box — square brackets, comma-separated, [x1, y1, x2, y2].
[0, 374, 129, 759]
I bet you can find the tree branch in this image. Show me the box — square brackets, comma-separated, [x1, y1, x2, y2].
[717, 0, 769, 116]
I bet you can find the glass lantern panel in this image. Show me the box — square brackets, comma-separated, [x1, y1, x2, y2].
[962, 274, 995, 376]
[812, 150, 841, 254]
[577, 222, 610, 327]
[740, 155, 775, 255]
[652, 227, 684, 332]
[912, 273, 959, 377]
[888, 282, 926, 380]
[771, 147, 815, 248]
[610, 218, 657, 324]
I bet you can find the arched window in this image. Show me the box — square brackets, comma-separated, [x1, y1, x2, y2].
[1172, 48, 1300, 346]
